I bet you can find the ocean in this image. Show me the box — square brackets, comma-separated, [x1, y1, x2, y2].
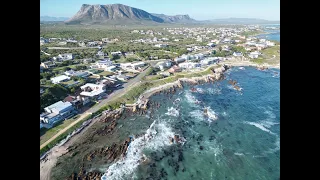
[256, 24, 280, 42]
[102, 67, 280, 180]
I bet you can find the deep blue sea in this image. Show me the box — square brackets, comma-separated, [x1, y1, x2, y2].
[102, 67, 280, 180]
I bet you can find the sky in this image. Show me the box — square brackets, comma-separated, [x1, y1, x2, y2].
[40, 0, 280, 21]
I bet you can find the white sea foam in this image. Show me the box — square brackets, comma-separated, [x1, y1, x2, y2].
[264, 109, 276, 119]
[259, 120, 279, 128]
[102, 120, 175, 180]
[234, 152, 244, 156]
[185, 91, 201, 105]
[205, 106, 218, 122]
[266, 135, 280, 154]
[243, 121, 275, 135]
[165, 107, 179, 117]
[196, 88, 204, 93]
[189, 110, 205, 122]
[207, 87, 222, 95]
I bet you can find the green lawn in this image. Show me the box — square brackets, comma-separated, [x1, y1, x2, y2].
[52, 65, 78, 72]
[60, 80, 77, 85]
[40, 116, 79, 145]
[97, 71, 114, 76]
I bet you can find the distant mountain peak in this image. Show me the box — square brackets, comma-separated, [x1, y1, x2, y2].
[65, 3, 195, 25]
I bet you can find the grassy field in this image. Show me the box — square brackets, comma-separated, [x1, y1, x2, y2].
[251, 45, 280, 65]
[40, 116, 79, 145]
[97, 71, 114, 76]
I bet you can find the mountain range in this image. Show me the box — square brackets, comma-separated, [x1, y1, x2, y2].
[40, 16, 69, 22]
[41, 4, 279, 25]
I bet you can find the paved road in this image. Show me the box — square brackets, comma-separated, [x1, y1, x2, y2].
[88, 66, 151, 113]
[47, 47, 101, 50]
[40, 66, 151, 150]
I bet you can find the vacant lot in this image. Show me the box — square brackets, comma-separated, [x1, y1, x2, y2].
[40, 116, 79, 145]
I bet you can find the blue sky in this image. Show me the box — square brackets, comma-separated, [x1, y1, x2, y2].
[40, 0, 280, 20]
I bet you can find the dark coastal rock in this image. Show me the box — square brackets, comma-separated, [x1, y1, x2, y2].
[199, 146, 204, 150]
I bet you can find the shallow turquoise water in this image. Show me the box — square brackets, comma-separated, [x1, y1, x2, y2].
[103, 67, 280, 180]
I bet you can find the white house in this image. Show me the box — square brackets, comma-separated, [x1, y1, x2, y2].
[120, 62, 146, 70]
[91, 59, 113, 69]
[200, 57, 219, 65]
[54, 53, 73, 61]
[248, 51, 261, 59]
[80, 83, 106, 98]
[178, 62, 201, 69]
[40, 101, 75, 124]
[64, 69, 76, 76]
[51, 75, 70, 84]
[96, 51, 105, 57]
[111, 51, 122, 56]
[233, 52, 243, 57]
[155, 44, 168, 48]
[194, 53, 204, 60]
[131, 62, 146, 69]
[207, 43, 216, 47]
[117, 74, 129, 81]
[266, 41, 275, 46]
[155, 60, 172, 71]
[105, 65, 117, 72]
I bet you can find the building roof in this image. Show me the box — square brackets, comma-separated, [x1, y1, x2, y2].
[51, 75, 70, 83]
[45, 101, 72, 113]
[80, 89, 105, 97]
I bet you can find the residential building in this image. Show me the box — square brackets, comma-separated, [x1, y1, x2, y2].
[120, 62, 146, 70]
[90, 59, 113, 69]
[117, 74, 129, 81]
[266, 41, 275, 46]
[174, 57, 186, 64]
[178, 62, 201, 69]
[73, 71, 90, 78]
[200, 57, 219, 65]
[168, 65, 182, 73]
[78, 41, 86, 47]
[155, 60, 172, 71]
[155, 44, 168, 48]
[207, 43, 216, 47]
[51, 75, 70, 84]
[233, 52, 243, 57]
[54, 53, 73, 61]
[249, 51, 261, 59]
[131, 62, 146, 69]
[111, 51, 122, 56]
[96, 51, 105, 57]
[64, 69, 76, 76]
[80, 83, 106, 98]
[40, 101, 75, 124]
[40, 61, 56, 69]
[194, 53, 204, 60]
[105, 65, 117, 72]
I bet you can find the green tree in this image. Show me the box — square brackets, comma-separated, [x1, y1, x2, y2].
[219, 46, 222, 52]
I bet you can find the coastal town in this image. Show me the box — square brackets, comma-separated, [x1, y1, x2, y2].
[40, 24, 279, 130]
[40, 23, 280, 180]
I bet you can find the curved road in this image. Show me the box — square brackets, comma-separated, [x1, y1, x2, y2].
[40, 66, 151, 150]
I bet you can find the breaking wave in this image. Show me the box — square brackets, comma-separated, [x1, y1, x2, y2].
[205, 106, 218, 122]
[243, 121, 275, 135]
[165, 107, 179, 117]
[102, 120, 175, 180]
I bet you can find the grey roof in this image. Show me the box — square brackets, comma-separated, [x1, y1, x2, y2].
[45, 101, 72, 112]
